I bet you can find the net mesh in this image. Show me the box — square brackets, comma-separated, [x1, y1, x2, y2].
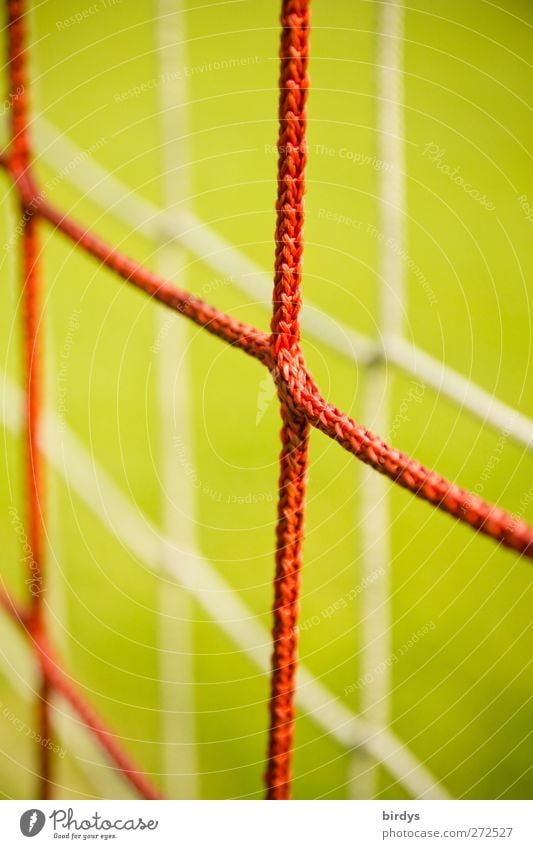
[1, 0, 532, 801]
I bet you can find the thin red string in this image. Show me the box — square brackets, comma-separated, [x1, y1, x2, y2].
[2, 0, 532, 805]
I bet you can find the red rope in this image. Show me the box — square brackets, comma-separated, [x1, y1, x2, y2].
[4, 0, 163, 801]
[266, 0, 311, 800]
[19, 215, 43, 612]
[2, 0, 532, 804]
[6, 0, 29, 171]
[6, 0, 51, 798]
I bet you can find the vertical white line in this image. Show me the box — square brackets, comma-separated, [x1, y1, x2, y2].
[375, 0, 406, 343]
[154, 0, 198, 799]
[349, 0, 406, 799]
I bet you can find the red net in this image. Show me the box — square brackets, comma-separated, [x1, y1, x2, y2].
[1, 0, 532, 801]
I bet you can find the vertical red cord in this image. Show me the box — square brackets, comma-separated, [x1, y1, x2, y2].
[266, 0, 311, 800]
[7, 0, 50, 798]
[23, 215, 51, 799]
[6, 0, 29, 171]
[266, 409, 310, 799]
[4, 0, 164, 800]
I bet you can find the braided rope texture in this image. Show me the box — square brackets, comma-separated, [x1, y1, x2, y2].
[0, 0, 531, 802]
[266, 0, 311, 800]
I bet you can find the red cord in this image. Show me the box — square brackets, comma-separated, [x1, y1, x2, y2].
[6, 0, 51, 798]
[266, 0, 311, 800]
[5, 0, 163, 801]
[2, 0, 532, 805]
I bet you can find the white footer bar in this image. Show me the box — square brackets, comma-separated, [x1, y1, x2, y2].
[2, 800, 531, 847]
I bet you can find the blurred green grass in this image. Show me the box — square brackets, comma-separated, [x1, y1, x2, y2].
[0, 0, 531, 799]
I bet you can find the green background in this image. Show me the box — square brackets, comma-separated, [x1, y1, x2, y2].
[0, 0, 531, 799]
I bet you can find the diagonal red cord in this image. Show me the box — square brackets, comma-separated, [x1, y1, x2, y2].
[278, 368, 533, 557]
[37, 189, 273, 366]
[6, 0, 29, 171]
